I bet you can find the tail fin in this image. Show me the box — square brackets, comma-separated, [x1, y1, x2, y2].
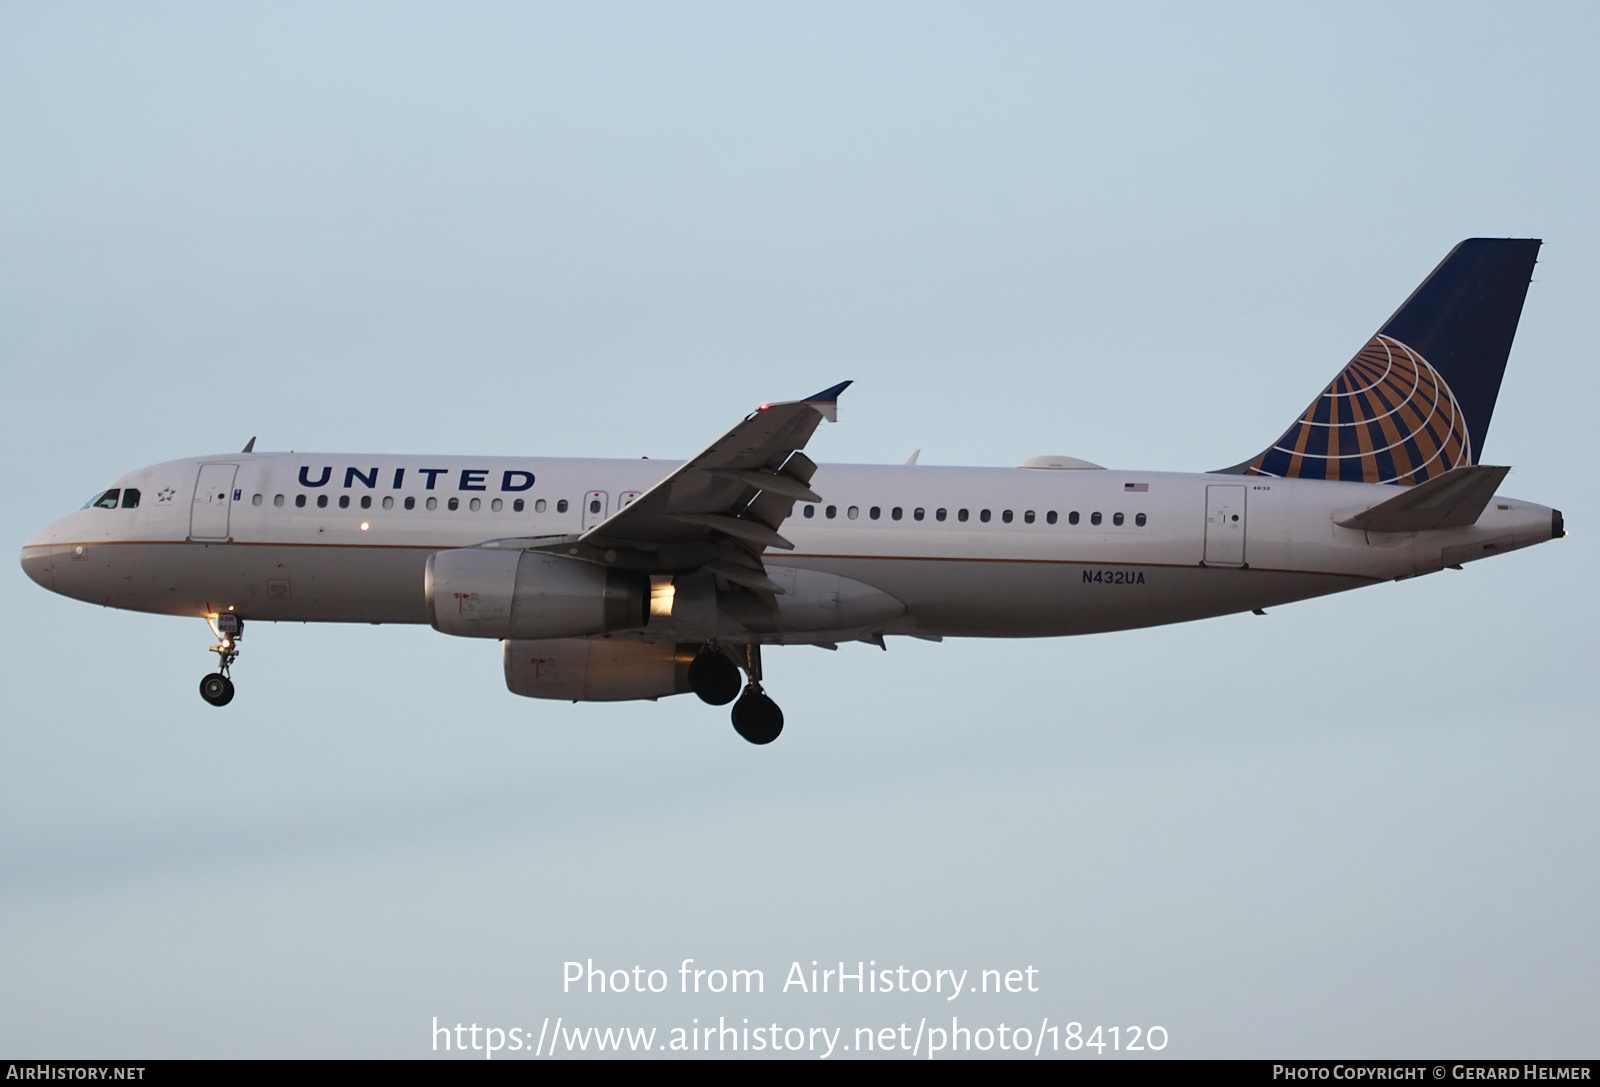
[1229, 238, 1540, 484]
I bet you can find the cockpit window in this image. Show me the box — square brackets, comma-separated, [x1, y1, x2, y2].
[91, 489, 121, 510]
[120, 488, 140, 509]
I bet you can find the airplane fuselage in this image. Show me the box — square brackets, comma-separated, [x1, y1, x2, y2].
[20, 452, 1561, 642]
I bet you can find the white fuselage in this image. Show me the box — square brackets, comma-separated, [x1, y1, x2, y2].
[20, 452, 1559, 642]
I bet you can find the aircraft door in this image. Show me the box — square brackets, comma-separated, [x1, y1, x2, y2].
[190, 463, 239, 541]
[582, 490, 609, 529]
[1204, 484, 1246, 566]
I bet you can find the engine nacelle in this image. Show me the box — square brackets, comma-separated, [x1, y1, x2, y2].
[425, 549, 648, 639]
[504, 639, 697, 701]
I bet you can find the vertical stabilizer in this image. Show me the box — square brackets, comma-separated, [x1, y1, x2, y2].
[1233, 238, 1540, 484]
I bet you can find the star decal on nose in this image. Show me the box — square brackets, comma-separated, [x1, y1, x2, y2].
[156, 487, 176, 503]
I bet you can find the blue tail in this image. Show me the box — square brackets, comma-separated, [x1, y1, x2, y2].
[1232, 238, 1540, 484]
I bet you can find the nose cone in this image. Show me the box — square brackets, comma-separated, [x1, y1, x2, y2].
[20, 515, 74, 593]
[20, 548, 53, 591]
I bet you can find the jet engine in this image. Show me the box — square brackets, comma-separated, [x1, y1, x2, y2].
[425, 549, 648, 639]
[503, 638, 699, 701]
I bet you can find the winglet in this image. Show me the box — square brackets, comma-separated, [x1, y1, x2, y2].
[241, 436, 256, 453]
[802, 380, 853, 423]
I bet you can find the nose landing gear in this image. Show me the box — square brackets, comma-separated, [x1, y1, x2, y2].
[199, 672, 234, 706]
[200, 613, 241, 707]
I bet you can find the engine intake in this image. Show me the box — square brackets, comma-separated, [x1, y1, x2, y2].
[425, 549, 648, 639]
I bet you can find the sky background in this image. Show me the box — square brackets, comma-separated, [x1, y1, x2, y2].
[2, 2, 1597, 1059]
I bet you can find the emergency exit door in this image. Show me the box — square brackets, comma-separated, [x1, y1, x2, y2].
[190, 463, 239, 541]
[1204, 484, 1247, 566]
[581, 490, 609, 530]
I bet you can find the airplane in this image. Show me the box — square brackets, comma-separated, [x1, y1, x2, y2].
[20, 238, 1562, 744]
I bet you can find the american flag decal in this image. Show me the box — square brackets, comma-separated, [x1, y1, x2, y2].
[1124, 482, 1149, 492]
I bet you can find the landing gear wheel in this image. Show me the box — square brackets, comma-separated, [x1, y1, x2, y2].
[731, 688, 784, 745]
[199, 673, 235, 707]
[689, 650, 742, 706]
[199, 614, 242, 707]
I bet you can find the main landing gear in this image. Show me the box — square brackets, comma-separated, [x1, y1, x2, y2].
[199, 613, 242, 707]
[688, 642, 783, 745]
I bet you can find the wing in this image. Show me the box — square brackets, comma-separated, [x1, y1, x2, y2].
[496, 381, 850, 596]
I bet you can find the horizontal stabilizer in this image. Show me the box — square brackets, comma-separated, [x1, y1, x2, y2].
[1336, 465, 1510, 532]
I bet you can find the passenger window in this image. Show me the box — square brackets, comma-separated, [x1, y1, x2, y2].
[1113, 512, 1124, 526]
[360, 495, 372, 509]
[251, 494, 263, 507]
[1002, 510, 1013, 523]
[870, 506, 881, 520]
[1068, 511, 1079, 525]
[426, 497, 438, 511]
[958, 509, 969, 522]
[338, 495, 350, 509]
[382, 496, 394, 510]
[1136, 512, 1147, 527]
[1091, 511, 1102, 525]
[914, 508, 924, 521]
[404, 496, 415, 510]
[470, 497, 482, 511]
[296, 495, 307, 508]
[448, 497, 460, 511]
[513, 499, 524, 512]
[93, 489, 120, 510]
[491, 498, 503, 511]
[536, 499, 547, 513]
[557, 499, 569, 513]
[980, 509, 991, 523]
[273, 494, 285, 508]
[847, 506, 859, 519]
[825, 505, 837, 519]
[317, 495, 328, 509]
[936, 508, 947, 522]
[803, 505, 814, 518]
[122, 488, 141, 509]
[891, 507, 903, 520]
[1023, 510, 1034, 524]
[1046, 511, 1057, 524]
[589, 498, 601, 514]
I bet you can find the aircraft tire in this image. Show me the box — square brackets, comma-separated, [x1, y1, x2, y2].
[731, 689, 783, 745]
[688, 650, 741, 706]
[199, 673, 235, 707]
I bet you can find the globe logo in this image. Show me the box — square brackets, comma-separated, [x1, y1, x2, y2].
[1247, 334, 1471, 485]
